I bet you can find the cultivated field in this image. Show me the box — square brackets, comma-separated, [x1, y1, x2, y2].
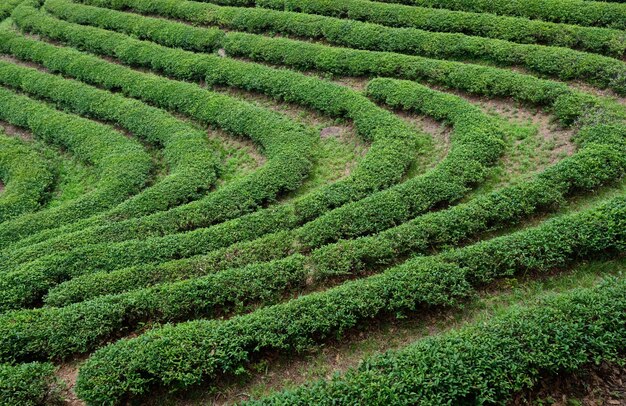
[0, 0, 625, 404]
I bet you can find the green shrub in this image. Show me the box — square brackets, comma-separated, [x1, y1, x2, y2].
[65, 0, 626, 93]
[74, 195, 626, 404]
[0, 256, 308, 362]
[0, 84, 151, 243]
[0, 133, 53, 222]
[374, 0, 626, 30]
[0, 22, 316, 250]
[0, 59, 220, 221]
[214, 0, 626, 57]
[0, 6, 419, 261]
[0, 362, 58, 406]
[250, 276, 626, 405]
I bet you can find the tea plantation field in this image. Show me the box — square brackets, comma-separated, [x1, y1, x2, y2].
[0, 0, 624, 404]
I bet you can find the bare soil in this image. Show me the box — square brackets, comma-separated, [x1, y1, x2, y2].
[0, 121, 33, 141]
[55, 356, 88, 406]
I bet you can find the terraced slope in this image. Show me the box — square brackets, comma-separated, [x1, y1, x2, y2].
[0, 0, 624, 404]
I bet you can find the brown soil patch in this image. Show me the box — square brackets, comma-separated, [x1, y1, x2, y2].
[331, 76, 369, 92]
[512, 361, 626, 406]
[492, 101, 574, 156]
[0, 121, 33, 141]
[212, 84, 367, 185]
[399, 112, 451, 153]
[450, 90, 576, 161]
[319, 125, 343, 138]
[208, 127, 266, 168]
[55, 356, 88, 406]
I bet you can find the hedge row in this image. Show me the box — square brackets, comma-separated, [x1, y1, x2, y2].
[2, 7, 420, 257]
[73, 194, 626, 404]
[374, 0, 626, 30]
[221, 32, 561, 108]
[66, 0, 626, 93]
[0, 362, 58, 405]
[0, 255, 308, 362]
[0, 47, 504, 311]
[204, 0, 626, 57]
[1, 191, 623, 365]
[250, 276, 626, 405]
[0, 48, 319, 314]
[32, 31, 626, 305]
[22, 8, 624, 124]
[292, 80, 504, 247]
[47, 0, 225, 52]
[0, 71, 503, 311]
[45, 230, 298, 306]
[36, 41, 626, 304]
[217, 32, 626, 126]
[0, 59, 221, 222]
[310, 78, 626, 276]
[23, 1, 421, 218]
[0, 133, 53, 223]
[9, 0, 625, 259]
[0, 19, 316, 250]
[6, 0, 588, 260]
[0, 0, 23, 19]
[0, 85, 151, 244]
[0, 205, 299, 311]
[49, 119, 625, 305]
[40, 98, 626, 305]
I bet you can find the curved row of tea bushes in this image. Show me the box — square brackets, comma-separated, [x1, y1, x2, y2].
[40, 103, 626, 304]
[3, 7, 420, 254]
[250, 276, 626, 405]
[44, 231, 298, 306]
[73, 194, 626, 404]
[218, 32, 626, 125]
[10, 0, 624, 255]
[48, 0, 225, 52]
[222, 32, 568, 107]
[292, 83, 504, 247]
[0, 60, 221, 220]
[39, 41, 626, 303]
[1, 191, 623, 364]
[64, 0, 626, 93]
[0, 362, 58, 405]
[0, 133, 53, 223]
[0, 86, 152, 242]
[43, 0, 626, 114]
[0, 68, 502, 310]
[0, 0, 22, 19]
[0, 102, 494, 311]
[310, 78, 626, 274]
[0, 22, 316, 249]
[51, 118, 625, 304]
[0, 55, 315, 314]
[36, 36, 626, 304]
[373, 0, 626, 30]
[0, 256, 308, 362]
[198, 0, 626, 57]
[21, 1, 420, 215]
[0, 206, 299, 311]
